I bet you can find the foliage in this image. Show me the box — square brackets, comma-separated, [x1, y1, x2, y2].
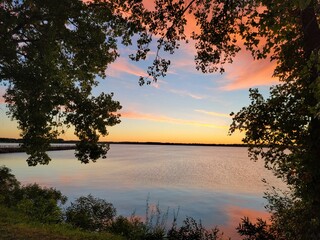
[65, 194, 116, 231]
[237, 217, 276, 240]
[2, 0, 319, 237]
[0, 0, 151, 165]
[167, 216, 222, 240]
[264, 188, 320, 240]
[110, 215, 147, 240]
[133, 0, 320, 239]
[15, 183, 67, 223]
[225, 1, 320, 239]
[0, 165, 20, 204]
[1, 166, 232, 240]
[0, 205, 124, 240]
[0, 166, 67, 223]
[144, 199, 168, 239]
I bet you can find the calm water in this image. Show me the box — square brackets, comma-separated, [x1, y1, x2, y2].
[0, 144, 285, 238]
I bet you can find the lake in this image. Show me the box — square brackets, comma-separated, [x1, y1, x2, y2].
[0, 144, 285, 238]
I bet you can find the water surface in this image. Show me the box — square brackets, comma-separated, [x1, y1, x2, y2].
[0, 144, 285, 238]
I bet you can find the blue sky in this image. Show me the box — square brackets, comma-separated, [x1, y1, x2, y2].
[0, 30, 277, 144]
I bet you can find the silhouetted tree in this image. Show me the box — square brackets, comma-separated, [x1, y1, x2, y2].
[137, 0, 320, 239]
[0, 0, 149, 165]
[2, 1, 320, 236]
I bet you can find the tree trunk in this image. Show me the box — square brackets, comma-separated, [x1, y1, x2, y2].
[300, 2, 320, 208]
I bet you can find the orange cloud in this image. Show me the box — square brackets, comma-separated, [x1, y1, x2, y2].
[221, 50, 278, 91]
[195, 109, 231, 118]
[0, 87, 6, 104]
[168, 39, 276, 91]
[121, 111, 228, 129]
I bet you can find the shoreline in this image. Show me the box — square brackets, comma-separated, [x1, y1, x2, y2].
[0, 145, 77, 154]
[0, 139, 248, 154]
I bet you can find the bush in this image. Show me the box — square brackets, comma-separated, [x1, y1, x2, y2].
[0, 166, 67, 223]
[237, 217, 275, 240]
[66, 194, 116, 231]
[0, 165, 20, 205]
[110, 215, 146, 239]
[144, 201, 168, 240]
[15, 183, 67, 223]
[1, 166, 226, 239]
[167, 216, 221, 240]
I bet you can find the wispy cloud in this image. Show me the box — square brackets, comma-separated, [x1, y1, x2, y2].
[121, 111, 228, 129]
[195, 109, 231, 118]
[221, 51, 278, 90]
[168, 88, 206, 100]
[107, 58, 147, 78]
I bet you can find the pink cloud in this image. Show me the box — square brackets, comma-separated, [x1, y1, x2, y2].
[168, 38, 276, 91]
[107, 58, 147, 78]
[221, 50, 278, 90]
[0, 87, 6, 104]
[121, 110, 228, 129]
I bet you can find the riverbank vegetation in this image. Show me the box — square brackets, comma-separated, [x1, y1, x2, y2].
[1, 0, 319, 239]
[0, 165, 227, 240]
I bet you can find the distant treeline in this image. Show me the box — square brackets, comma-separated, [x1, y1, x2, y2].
[108, 141, 248, 147]
[0, 138, 247, 147]
[0, 138, 23, 143]
[0, 138, 76, 143]
[0, 138, 65, 143]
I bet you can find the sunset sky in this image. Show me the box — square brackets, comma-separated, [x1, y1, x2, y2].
[0, 6, 279, 144]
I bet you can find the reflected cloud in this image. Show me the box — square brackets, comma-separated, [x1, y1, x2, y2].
[222, 205, 271, 239]
[121, 111, 228, 129]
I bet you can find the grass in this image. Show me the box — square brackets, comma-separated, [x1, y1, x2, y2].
[0, 205, 124, 240]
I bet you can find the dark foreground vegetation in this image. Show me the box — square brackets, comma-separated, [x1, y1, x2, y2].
[1, 166, 230, 240]
[3, 165, 312, 240]
[1, 0, 319, 239]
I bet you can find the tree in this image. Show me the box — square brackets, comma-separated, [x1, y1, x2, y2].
[15, 183, 67, 223]
[134, 0, 319, 238]
[65, 194, 116, 231]
[167, 216, 221, 240]
[1, 0, 319, 235]
[0, 165, 20, 204]
[0, 166, 67, 223]
[0, 0, 150, 165]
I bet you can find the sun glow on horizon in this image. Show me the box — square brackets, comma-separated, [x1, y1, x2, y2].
[0, 1, 276, 145]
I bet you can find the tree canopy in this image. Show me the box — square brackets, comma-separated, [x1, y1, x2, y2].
[1, 0, 320, 238]
[136, 0, 320, 238]
[0, 0, 150, 165]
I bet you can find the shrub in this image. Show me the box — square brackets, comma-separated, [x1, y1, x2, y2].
[0, 165, 20, 205]
[110, 215, 146, 239]
[144, 200, 168, 240]
[15, 183, 67, 223]
[167, 216, 221, 240]
[65, 194, 116, 231]
[236, 217, 275, 240]
[0, 166, 67, 223]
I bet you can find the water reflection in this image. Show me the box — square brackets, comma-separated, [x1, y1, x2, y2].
[0, 144, 284, 238]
